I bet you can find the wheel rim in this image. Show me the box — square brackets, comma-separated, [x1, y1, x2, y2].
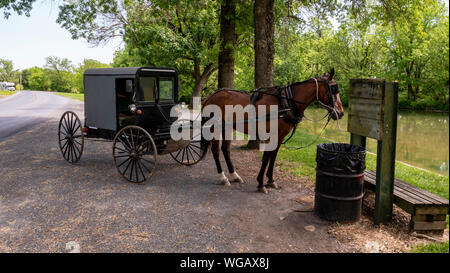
[58, 111, 84, 163]
[170, 120, 208, 166]
[113, 126, 157, 183]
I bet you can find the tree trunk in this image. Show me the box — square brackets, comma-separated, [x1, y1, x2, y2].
[218, 0, 236, 89]
[253, 0, 274, 88]
[247, 0, 275, 149]
[193, 60, 217, 99]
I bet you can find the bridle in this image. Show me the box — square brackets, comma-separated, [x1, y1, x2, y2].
[312, 77, 340, 120]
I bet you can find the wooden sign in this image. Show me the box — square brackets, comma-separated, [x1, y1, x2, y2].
[347, 79, 385, 140]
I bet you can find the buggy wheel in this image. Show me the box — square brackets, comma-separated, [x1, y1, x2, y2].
[58, 111, 84, 163]
[170, 119, 208, 166]
[113, 125, 157, 183]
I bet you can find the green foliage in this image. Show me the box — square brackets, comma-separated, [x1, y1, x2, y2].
[15, 83, 23, 90]
[21, 58, 109, 92]
[411, 242, 449, 253]
[4, 0, 449, 109]
[0, 90, 16, 96]
[0, 0, 34, 18]
[0, 58, 19, 82]
[74, 59, 110, 93]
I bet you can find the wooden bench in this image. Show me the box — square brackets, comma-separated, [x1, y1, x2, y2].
[363, 170, 449, 231]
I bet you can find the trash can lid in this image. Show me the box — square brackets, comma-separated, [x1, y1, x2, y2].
[317, 143, 366, 154]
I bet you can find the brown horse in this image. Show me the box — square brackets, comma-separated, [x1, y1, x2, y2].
[202, 69, 344, 193]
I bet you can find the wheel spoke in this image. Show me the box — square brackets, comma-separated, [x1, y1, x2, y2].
[122, 157, 133, 174]
[61, 122, 70, 136]
[139, 158, 153, 173]
[73, 124, 80, 134]
[185, 148, 191, 164]
[136, 160, 146, 180]
[140, 157, 155, 167]
[114, 154, 130, 158]
[118, 136, 132, 151]
[188, 145, 201, 158]
[73, 142, 81, 159]
[129, 160, 135, 181]
[117, 157, 131, 168]
[181, 147, 185, 163]
[63, 116, 71, 135]
[129, 128, 135, 150]
[174, 149, 182, 160]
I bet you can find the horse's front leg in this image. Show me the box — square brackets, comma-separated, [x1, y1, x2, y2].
[256, 151, 272, 194]
[221, 140, 244, 183]
[266, 145, 281, 189]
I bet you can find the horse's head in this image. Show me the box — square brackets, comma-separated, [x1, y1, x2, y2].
[316, 68, 344, 120]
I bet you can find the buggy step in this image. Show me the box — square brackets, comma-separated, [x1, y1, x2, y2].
[363, 170, 449, 232]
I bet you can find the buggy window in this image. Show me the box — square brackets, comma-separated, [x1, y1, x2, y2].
[159, 77, 174, 101]
[139, 76, 156, 102]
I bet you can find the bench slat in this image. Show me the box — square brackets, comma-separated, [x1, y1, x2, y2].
[364, 175, 424, 207]
[365, 170, 448, 205]
[363, 172, 431, 204]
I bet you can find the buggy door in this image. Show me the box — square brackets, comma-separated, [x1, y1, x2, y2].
[136, 71, 177, 132]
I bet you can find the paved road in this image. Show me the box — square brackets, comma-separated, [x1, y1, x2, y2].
[0, 91, 351, 253]
[0, 91, 71, 140]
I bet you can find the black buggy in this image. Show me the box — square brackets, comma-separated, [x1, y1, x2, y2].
[57, 67, 208, 183]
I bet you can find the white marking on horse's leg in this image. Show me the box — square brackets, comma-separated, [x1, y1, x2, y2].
[219, 172, 231, 186]
[229, 171, 244, 183]
[266, 182, 279, 189]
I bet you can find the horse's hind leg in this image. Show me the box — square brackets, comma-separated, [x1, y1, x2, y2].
[221, 140, 244, 183]
[212, 139, 230, 186]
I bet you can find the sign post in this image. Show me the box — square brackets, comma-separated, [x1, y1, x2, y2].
[348, 79, 399, 224]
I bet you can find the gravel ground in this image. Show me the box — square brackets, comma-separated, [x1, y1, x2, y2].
[0, 100, 353, 253]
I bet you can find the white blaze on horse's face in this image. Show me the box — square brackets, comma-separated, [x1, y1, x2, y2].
[333, 93, 345, 120]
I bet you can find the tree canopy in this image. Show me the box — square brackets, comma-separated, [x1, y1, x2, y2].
[2, 0, 448, 110]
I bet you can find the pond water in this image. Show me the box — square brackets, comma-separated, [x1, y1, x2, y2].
[300, 107, 449, 176]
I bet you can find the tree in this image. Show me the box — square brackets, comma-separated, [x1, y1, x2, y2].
[0, 59, 17, 82]
[44, 56, 75, 92]
[246, 0, 275, 149]
[254, 0, 275, 89]
[218, 0, 237, 89]
[74, 59, 110, 93]
[58, 0, 220, 101]
[22, 66, 50, 90]
[0, 0, 34, 18]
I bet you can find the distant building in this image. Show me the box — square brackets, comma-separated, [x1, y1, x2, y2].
[0, 82, 15, 91]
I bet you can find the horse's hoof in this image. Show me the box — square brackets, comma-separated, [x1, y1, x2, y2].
[221, 179, 231, 186]
[232, 177, 244, 183]
[266, 182, 279, 189]
[258, 186, 268, 194]
[230, 172, 244, 183]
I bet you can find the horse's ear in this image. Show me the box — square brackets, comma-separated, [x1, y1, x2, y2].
[328, 68, 335, 81]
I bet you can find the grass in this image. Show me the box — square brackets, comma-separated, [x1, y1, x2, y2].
[53, 92, 84, 101]
[0, 90, 16, 96]
[410, 242, 449, 253]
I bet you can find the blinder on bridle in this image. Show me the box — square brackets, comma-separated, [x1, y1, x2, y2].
[319, 76, 339, 112]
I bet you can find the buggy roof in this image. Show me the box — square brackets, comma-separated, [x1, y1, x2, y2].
[84, 66, 177, 77]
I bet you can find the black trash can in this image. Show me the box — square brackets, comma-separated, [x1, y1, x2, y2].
[314, 143, 366, 222]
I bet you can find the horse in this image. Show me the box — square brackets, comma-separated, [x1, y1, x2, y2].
[201, 69, 344, 194]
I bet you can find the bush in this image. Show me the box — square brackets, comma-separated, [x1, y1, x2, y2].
[15, 84, 24, 91]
